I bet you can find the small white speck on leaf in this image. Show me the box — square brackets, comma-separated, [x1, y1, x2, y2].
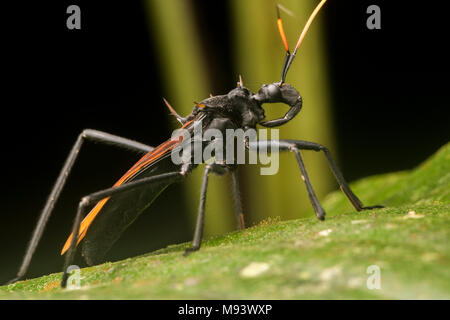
[347, 277, 363, 288]
[385, 223, 397, 229]
[184, 277, 199, 286]
[351, 219, 369, 225]
[240, 262, 270, 278]
[402, 210, 425, 219]
[319, 266, 341, 281]
[318, 229, 333, 237]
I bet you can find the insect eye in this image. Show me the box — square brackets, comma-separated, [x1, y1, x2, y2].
[267, 84, 281, 97]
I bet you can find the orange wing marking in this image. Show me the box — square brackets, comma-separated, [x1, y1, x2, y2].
[61, 137, 183, 255]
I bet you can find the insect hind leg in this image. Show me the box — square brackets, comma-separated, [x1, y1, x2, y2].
[5, 129, 154, 286]
[61, 170, 185, 288]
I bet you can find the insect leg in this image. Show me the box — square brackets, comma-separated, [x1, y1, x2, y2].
[183, 164, 213, 255]
[292, 147, 326, 220]
[249, 140, 383, 215]
[231, 169, 245, 230]
[61, 170, 184, 288]
[6, 129, 154, 285]
[285, 140, 384, 210]
[249, 140, 325, 219]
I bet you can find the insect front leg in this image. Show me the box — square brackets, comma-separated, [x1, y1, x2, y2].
[249, 139, 384, 220]
[283, 140, 383, 211]
[292, 147, 326, 219]
[6, 129, 154, 285]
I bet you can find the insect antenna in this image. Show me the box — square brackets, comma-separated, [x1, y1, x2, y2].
[276, 4, 291, 83]
[278, 0, 328, 83]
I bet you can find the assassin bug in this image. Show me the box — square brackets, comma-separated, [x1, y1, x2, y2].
[7, 0, 382, 288]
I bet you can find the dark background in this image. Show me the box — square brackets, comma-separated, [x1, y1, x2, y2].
[1, 0, 448, 283]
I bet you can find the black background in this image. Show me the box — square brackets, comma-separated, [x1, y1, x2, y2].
[1, 0, 448, 284]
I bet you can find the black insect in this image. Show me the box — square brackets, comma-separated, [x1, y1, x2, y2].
[7, 0, 381, 288]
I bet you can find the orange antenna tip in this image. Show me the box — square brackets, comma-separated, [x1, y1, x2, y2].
[276, 5, 290, 52]
[294, 0, 328, 53]
[280, 0, 328, 82]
